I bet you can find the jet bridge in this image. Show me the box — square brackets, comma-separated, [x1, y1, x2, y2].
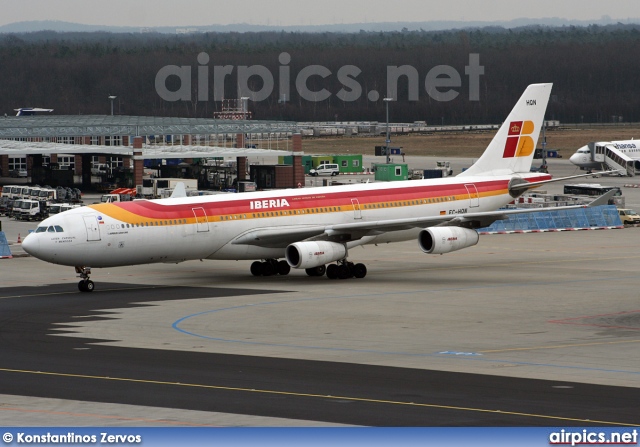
[589, 142, 640, 176]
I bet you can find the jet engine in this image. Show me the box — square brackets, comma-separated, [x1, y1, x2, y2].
[285, 241, 347, 269]
[418, 227, 479, 254]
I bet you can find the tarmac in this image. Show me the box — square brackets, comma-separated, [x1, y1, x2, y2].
[1, 157, 639, 426]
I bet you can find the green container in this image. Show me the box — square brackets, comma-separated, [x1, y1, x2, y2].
[311, 156, 334, 168]
[333, 154, 363, 173]
[278, 155, 313, 174]
[373, 163, 409, 181]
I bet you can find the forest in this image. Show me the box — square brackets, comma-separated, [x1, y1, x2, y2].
[0, 23, 638, 124]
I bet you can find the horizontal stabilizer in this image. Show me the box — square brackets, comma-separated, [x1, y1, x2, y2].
[509, 170, 623, 194]
[587, 189, 618, 207]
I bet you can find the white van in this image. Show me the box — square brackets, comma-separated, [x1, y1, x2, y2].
[309, 163, 340, 176]
[91, 164, 108, 175]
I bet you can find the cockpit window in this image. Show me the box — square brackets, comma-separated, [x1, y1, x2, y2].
[37, 225, 64, 233]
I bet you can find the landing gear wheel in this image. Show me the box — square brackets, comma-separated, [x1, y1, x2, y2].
[326, 264, 338, 279]
[78, 280, 94, 292]
[261, 261, 276, 276]
[250, 261, 263, 276]
[337, 264, 352, 279]
[353, 263, 367, 279]
[277, 260, 291, 276]
[305, 265, 326, 277]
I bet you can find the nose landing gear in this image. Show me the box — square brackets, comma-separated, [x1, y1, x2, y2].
[75, 266, 94, 292]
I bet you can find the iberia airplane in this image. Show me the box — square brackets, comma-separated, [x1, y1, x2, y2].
[22, 83, 612, 292]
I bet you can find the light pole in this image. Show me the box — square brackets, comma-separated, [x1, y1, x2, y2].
[383, 98, 393, 164]
[108, 95, 117, 116]
[241, 97, 249, 119]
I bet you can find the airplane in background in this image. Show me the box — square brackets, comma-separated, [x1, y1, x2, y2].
[14, 108, 54, 116]
[23, 83, 614, 292]
[569, 139, 640, 171]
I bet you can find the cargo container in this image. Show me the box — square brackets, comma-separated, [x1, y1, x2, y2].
[373, 163, 409, 181]
[333, 154, 363, 173]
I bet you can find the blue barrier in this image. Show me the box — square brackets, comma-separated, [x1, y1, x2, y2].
[0, 231, 12, 259]
[479, 205, 622, 233]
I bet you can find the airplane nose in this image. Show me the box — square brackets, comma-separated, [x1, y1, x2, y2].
[21, 233, 40, 257]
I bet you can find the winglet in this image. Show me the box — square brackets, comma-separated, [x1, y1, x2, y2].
[587, 189, 617, 207]
[169, 182, 187, 199]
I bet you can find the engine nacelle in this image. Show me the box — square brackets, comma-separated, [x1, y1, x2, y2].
[285, 241, 347, 269]
[418, 227, 479, 254]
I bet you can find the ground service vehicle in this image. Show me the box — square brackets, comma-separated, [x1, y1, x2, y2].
[309, 164, 340, 176]
[16, 199, 48, 221]
[618, 208, 640, 224]
[49, 203, 82, 215]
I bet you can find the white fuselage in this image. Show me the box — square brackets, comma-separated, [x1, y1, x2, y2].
[22, 173, 548, 268]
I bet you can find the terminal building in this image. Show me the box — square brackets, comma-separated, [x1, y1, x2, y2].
[0, 114, 304, 191]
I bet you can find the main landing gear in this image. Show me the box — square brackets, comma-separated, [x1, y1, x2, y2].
[325, 260, 367, 280]
[249, 259, 367, 279]
[250, 259, 291, 276]
[75, 266, 95, 292]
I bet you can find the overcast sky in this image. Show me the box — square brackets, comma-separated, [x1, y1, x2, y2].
[2, 0, 638, 27]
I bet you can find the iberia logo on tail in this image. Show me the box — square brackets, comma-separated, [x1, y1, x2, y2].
[502, 120, 535, 158]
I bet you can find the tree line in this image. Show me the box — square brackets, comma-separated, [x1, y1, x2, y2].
[0, 24, 638, 124]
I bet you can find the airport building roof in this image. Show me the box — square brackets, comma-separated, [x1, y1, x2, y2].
[0, 115, 298, 138]
[0, 140, 298, 158]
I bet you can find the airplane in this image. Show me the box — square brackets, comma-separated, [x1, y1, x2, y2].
[23, 83, 614, 292]
[569, 139, 640, 171]
[14, 108, 54, 116]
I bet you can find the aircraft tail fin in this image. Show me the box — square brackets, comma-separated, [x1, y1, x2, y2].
[458, 83, 552, 177]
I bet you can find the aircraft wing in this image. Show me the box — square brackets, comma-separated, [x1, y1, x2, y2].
[230, 191, 616, 249]
[326, 190, 616, 235]
[231, 225, 328, 248]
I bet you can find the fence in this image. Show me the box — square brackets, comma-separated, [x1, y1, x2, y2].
[478, 205, 622, 234]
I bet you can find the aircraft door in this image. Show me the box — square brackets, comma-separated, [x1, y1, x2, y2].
[464, 184, 480, 208]
[350, 198, 362, 219]
[192, 207, 209, 232]
[82, 215, 101, 241]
